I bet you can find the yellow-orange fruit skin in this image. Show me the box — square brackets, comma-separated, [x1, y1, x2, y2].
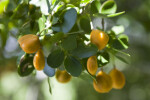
[18, 34, 41, 53]
[93, 71, 112, 93]
[87, 56, 98, 75]
[33, 49, 45, 70]
[56, 70, 72, 83]
[109, 68, 125, 89]
[90, 30, 109, 50]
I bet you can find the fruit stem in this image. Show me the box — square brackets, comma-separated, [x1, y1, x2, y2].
[101, 18, 105, 31]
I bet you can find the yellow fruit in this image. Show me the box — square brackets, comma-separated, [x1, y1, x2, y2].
[93, 71, 112, 93]
[33, 49, 45, 70]
[90, 30, 109, 50]
[18, 34, 41, 53]
[87, 56, 98, 75]
[109, 68, 125, 89]
[56, 70, 72, 83]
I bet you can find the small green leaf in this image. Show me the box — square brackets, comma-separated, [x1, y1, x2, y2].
[100, 0, 117, 14]
[47, 49, 65, 68]
[80, 0, 92, 4]
[61, 35, 77, 50]
[98, 51, 110, 67]
[107, 11, 125, 17]
[79, 15, 91, 33]
[71, 43, 98, 59]
[112, 25, 125, 35]
[64, 56, 82, 77]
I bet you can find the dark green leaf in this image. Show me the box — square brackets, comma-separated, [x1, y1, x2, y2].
[41, 32, 64, 51]
[98, 51, 110, 67]
[91, 0, 101, 14]
[47, 49, 65, 68]
[100, 0, 117, 14]
[61, 35, 77, 50]
[64, 56, 82, 77]
[52, 8, 77, 33]
[18, 54, 35, 77]
[112, 39, 127, 50]
[62, 8, 77, 33]
[71, 43, 98, 59]
[11, 3, 29, 19]
[79, 15, 91, 33]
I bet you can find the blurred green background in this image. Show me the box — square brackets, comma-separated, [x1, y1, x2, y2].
[1, 0, 150, 100]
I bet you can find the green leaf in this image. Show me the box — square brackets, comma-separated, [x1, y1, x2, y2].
[61, 35, 77, 50]
[41, 32, 64, 51]
[64, 56, 82, 77]
[71, 43, 98, 59]
[112, 39, 126, 50]
[112, 34, 129, 50]
[91, 0, 101, 14]
[0, 0, 9, 14]
[52, 8, 77, 33]
[62, 8, 77, 33]
[18, 54, 35, 77]
[79, 71, 96, 84]
[79, 15, 91, 33]
[100, 0, 117, 14]
[46, 0, 51, 13]
[38, 15, 46, 35]
[80, 0, 92, 4]
[47, 49, 65, 68]
[98, 51, 110, 67]
[115, 55, 129, 64]
[107, 11, 125, 17]
[112, 25, 124, 35]
[11, 3, 28, 19]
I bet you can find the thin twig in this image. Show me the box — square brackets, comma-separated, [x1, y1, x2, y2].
[47, 77, 52, 94]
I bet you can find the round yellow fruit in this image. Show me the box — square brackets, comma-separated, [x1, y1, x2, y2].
[109, 68, 125, 89]
[93, 71, 112, 93]
[18, 34, 41, 53]
[90, 30, 109, 50]
[56, 70, 72, 83]
[87, 56, 98, 75]
[33, 49, 45, 70]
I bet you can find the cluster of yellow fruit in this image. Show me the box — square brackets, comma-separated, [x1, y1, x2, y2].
[18, 29, 125, 90]
[88, 29, 125, 93]
[18, 34, 71, 83]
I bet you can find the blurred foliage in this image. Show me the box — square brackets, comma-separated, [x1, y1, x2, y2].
[0, 0, 150, 100]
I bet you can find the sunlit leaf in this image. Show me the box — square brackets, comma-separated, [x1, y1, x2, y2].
[107, 11, 125, 17]
[100, 0, 117, 14]
[112, 25, 124, 35]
